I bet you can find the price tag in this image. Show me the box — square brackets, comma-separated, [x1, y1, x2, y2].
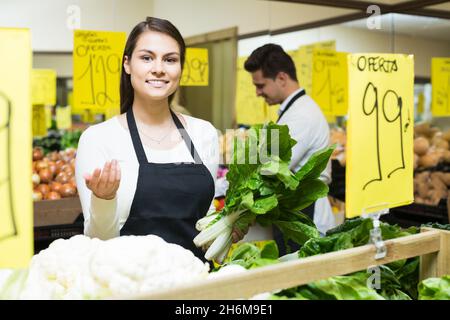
[431, 57, 450, 116]
[0, 28, 33, 268]
[73, 30, 126, 116]
[56, 106, 72, 130]
[312, 50, 348, 117]
[32, 69, 57, 106]
[294, 40, 336, 95]
[346, 54, 414, 218]
[235, 56, 278, 125]
[180, 48, 209, 86]
[32, 105, 48, 137]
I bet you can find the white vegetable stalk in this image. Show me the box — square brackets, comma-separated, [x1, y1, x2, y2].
[214, 239, 233, 264]
[205, 231, 232, 261]
[195, 213, 219, 231]
[193, 210, 244, 248]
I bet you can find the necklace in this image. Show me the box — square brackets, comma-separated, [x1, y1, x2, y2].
[137, 121, 175, 144]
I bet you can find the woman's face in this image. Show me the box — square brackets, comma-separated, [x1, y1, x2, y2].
[124, 30, 182, 102]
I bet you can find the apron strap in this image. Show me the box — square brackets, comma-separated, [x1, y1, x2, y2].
[126, 109, 149, 164]
[277, 89, 305, 123]
[170, 110, 203, 164]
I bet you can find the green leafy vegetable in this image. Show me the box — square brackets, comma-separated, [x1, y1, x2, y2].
[194, 122, 334, 262]
[418, 275, 450, 300]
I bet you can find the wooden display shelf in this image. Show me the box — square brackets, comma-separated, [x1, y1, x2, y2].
[33, 196, 82, 227]
[124, 228, 450, 300]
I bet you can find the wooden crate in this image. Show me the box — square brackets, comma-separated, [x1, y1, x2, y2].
[123, 228, 450, 300]
[33, 196, 82, 227]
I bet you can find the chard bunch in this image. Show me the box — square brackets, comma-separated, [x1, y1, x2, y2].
[194, 122, 335, 262]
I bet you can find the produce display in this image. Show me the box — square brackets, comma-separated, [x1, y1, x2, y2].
[0, 235, 209, 299]
[195, 122, 334, 262]
[32, 146, 77, 201]
[215, 219, 450, 300]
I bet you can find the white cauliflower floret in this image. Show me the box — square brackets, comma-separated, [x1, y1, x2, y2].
[20, 235, 103, 299]
[90, 235, 210, 297]
[16, 234, 209, 299]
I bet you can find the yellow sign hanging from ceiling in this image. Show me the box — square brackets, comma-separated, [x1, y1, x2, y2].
[73, 30, 126, 117]
[235, 56, 278, 125]
[0, 28, 33, 268]
[431, 57, 450, 116]
[32, 105, 48, 137]
[294, 40, 336, 96]
[312, 50, 348, 117]
[180, 48, 209, 86]
[56, 106, 72, 130]
[31, 69, 57, 106]
[346, 54, 414, 218]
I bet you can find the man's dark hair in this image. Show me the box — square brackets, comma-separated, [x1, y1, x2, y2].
[244, 43, 297, 82]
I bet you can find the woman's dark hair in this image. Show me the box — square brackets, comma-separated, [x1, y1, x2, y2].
[244, 43, 297, 82]
[120, 17, 186, 114]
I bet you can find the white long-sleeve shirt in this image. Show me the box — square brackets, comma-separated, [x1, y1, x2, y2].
[75, 114, 219, 240]
[278, 88, 336, 234]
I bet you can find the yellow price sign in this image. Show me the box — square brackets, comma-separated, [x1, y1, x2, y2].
[294, 40, 336, 95]
[180, 48, 209, 86]
[0, 28, 33, 268]
[32, 105, 48, 137]
[235, 56, 278, 125]
[431, 57, 450, 116]
[45, 105, 52, 129]
[73, 30, 126, 116]
[312, 50, 348, 117]
[56, 106, 72, 130]
[32, 69, 56, 106]
[346, 54, 414, 218]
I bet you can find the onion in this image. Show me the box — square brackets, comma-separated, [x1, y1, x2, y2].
[46, 191, 61, 200]
[60, 183, 77, 198]
[48, 151, 61, 162]
[49, 181, 63, 193]
[47, 161, 57, 177]
[39, 168, 53, 183]
[55, 172, 70, 184]
[32, 173, 40, 188]
[35, 160, 49, 171]
[36, 184, 50, 197]
[55, 160, 65, 174]
[32, 190, 43, 201]
[32, 147, 44, 161]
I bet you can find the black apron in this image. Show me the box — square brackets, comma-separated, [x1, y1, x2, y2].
[275, 89, 315, 255]
[120, 108, 215, 260]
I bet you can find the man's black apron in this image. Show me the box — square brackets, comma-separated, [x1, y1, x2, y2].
[120, 108, 215, 260]
[275, 89, 316, 255]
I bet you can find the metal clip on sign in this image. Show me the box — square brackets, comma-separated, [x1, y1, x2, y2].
[364, 208, 389, 260]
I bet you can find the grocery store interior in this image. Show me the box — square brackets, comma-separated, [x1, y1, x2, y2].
[1, 0, 450, 301]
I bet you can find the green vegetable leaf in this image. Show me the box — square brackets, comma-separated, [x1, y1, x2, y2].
[279, 179, 329, 211]
[418, 275, 450, 300]
[274, 220, 320, 247]
[295, 145, 335, 182]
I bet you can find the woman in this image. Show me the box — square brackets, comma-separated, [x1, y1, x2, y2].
[75, 17, 219, 259]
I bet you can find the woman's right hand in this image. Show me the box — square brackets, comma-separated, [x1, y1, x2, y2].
[83, 160, 121, 200]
